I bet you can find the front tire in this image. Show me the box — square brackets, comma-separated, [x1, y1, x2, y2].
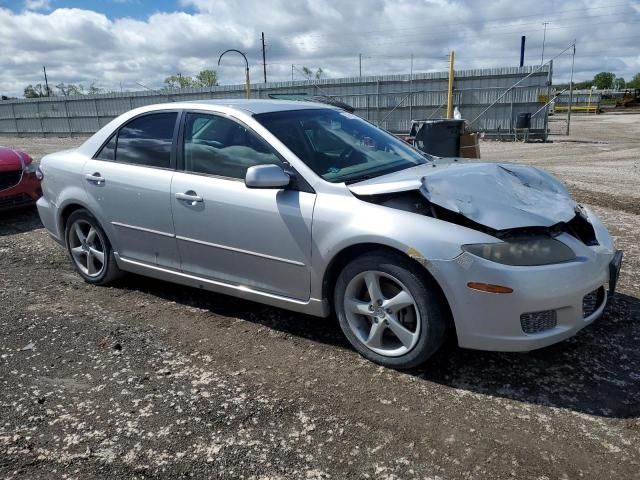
[334, 250, 447, 369]
[65, 209, 122, 285]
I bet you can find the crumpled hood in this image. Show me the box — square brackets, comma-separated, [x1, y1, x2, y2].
[348, 159, 578, 230]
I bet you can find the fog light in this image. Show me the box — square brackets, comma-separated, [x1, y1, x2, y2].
[467, 282, 513, 294]
[583, 287, 605, 318]
[520, 310, 557, 334]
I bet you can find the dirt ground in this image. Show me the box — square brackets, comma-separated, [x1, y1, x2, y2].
[1, 113, 639, 479]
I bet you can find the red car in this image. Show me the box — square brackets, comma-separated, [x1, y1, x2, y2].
[0, 146, 42, 210]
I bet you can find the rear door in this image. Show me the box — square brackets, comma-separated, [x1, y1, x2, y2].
[82, 111, 181, 269]
[170, 111, 315, 300]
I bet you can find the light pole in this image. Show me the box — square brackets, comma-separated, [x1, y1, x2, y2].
[218, 49, 250, 99]
[541, 22, 550, 65]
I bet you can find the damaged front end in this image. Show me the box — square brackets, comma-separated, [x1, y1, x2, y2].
[349, 161, 600, 264]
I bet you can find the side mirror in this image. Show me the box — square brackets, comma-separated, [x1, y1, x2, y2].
[245, 164, 290, 189]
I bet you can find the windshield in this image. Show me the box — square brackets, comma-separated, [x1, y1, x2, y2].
[254, 108, 429, 183]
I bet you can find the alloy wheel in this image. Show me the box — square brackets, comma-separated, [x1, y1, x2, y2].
[343, 270, 421, 357]
[68, 219, 106, 278]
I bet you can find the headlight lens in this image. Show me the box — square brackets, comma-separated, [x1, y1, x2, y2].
[23, 163, 37, 174]
[462, 236, 575, 266]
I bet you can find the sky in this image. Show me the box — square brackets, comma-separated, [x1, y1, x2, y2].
[0, 0, 639, 97]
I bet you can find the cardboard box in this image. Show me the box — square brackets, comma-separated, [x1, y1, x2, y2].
[459, 133, 480, 159]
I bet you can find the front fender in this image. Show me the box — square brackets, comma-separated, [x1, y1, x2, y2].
[310, 191, 497, 299]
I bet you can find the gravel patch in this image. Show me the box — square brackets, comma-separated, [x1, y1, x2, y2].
[1, 113, 639, 478]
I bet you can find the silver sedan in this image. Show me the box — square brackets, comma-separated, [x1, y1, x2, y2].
[36, 100, 622, 369]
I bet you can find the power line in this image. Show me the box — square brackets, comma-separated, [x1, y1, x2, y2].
[283, 3, 631, 42]
[291, 16, 638, 52]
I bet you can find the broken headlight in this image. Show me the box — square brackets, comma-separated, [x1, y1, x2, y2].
[461, 236, 575, 266]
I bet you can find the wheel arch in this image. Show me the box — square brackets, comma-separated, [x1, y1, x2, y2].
[321, 243, 455, 334]
[59, 202, 91, 237]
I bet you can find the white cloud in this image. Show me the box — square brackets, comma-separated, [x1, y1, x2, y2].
[1, 1, 639, 97]
[23, 0, 50, 11]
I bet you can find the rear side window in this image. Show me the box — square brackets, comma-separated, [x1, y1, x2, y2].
[115, 112, 177, 168]
[96, 134, 116, 161]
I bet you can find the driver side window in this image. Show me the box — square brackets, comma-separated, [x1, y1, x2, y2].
[183, 112, 282, 179]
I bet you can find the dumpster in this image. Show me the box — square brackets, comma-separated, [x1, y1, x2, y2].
[516, 112, 532, 129]
[410, 119, 465, 157]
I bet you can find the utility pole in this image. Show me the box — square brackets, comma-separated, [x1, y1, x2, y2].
[409, 53, 414, 123]
[359, 53, 362, 78]
[42, 65, 50, 97]
[566, 42, 576, 136]
[291, 64, 294, 82]
[541, 22, 549, 65]
[261, 32, 267, 83]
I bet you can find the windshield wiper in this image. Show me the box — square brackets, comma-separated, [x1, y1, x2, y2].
[343, 173, 378, 184]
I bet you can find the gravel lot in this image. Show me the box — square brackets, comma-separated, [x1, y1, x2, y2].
[1, 113, 639, 479]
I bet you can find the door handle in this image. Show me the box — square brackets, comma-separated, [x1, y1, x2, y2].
[85, 173, 105, 184]
[175, 191, 203, 204]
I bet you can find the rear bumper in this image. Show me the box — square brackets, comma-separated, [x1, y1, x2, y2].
[0, 172, 41, 211]
[36, 195, 63, 244]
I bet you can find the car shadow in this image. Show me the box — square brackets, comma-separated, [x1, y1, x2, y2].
[0, 206, 43, 236]
[116, 274, 640, 419]
[416, 292, 640, 419]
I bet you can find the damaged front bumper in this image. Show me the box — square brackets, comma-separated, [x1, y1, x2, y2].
[432, 247, 616, 352]
[428, 212, 620, 352]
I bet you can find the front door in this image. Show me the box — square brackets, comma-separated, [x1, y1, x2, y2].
[82, 111, 180, 269]
[171, 111, 315, 300]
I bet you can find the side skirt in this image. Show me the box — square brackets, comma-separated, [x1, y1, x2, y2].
[114, 253, 330, 317]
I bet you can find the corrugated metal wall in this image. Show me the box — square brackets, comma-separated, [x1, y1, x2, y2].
[554, 91, 602, 107]
[0, 65, 550, 136]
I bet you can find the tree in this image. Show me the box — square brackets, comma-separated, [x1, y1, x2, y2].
[24, 83, 52, 98]
[627, 73, 640, 89]
[164, 73, 196, 89]
[56, 83, 85, 96]
[575, 80, 593, 90]
[87, 83, 104, 95]
[54, 83, 103, 96]
[302, 66, 324, 80]
[164, 70, 219, 89]
[592, 72, 615, 89]
[195, 69, 218, 87]
[614, 77, 626, 90]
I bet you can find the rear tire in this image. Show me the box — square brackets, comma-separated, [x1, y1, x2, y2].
[65, 209, 122, 285]
[334, 250, 446, 369]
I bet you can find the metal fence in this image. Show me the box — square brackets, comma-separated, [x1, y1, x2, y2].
[554, 90, 602, 107]
[0, 65, 550, 137]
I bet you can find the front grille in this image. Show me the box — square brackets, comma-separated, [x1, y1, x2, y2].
[520, 309, 557, 334]
[0, 170, 22, 191]
[583, 287, 605, 318]
[0, 193, 33, 209]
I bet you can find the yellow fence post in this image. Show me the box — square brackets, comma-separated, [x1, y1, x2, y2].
[447, 50, 455, 119]
[245, 67, 251, 99]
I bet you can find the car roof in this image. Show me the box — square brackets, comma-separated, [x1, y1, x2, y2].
[183, 99, 337, 114]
